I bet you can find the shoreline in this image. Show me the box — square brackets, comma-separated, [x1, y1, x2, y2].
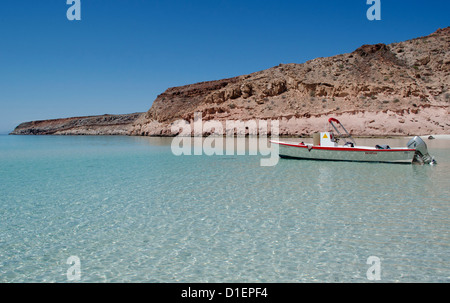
[6, 133, 450, 139]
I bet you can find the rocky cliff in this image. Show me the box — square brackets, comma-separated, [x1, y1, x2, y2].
[11, 27, 450, 137]
[10, 113, 143, 135]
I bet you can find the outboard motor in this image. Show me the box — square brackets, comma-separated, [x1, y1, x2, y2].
[407, 136, 436, 165]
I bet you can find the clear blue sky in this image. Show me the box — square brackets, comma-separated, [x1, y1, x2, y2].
[0, 0, 448, 133]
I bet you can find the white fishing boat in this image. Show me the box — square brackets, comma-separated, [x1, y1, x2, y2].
[271, 118, 436, 164]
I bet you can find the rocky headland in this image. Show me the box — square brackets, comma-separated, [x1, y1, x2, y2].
[11, 27, 450, 137]
[10, 113, 143, 135]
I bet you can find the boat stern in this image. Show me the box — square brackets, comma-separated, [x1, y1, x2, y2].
[407, 136, 436, 164]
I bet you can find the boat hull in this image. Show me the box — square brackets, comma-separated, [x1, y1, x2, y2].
[272, 141, 416, 164]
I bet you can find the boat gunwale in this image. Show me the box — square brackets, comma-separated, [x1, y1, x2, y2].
[270, 140, 416, 152]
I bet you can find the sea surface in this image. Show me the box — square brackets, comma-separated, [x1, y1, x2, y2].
[0, 134, 449, 282]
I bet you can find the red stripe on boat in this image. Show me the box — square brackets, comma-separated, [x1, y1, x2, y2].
[274, 142, 416, 152]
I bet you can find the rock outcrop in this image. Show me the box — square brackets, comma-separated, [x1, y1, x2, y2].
[10, 113, 143, 135]
[11, 27, 450, 137]
[132, 27, 450, 137]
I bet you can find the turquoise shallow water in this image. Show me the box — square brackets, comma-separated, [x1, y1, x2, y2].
[0, 135, 449, 282]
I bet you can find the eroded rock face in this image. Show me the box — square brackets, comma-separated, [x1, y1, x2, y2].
[132, 27, 449, 136]
[10, 113, 143, 135]
[12, 28, 450, 137]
